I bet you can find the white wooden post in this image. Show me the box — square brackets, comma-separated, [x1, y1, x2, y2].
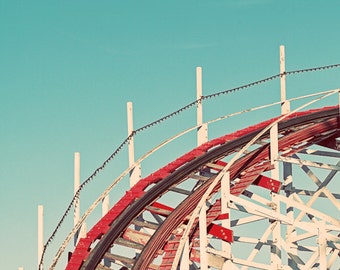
[318, 220, 327, 270]
[127, 102, 141, 187]
[280, 45, 297, 268]
[199, 204, 208, 269]
[196, 67, 208, 146]
[270, 124, 279, 181]
[270, 124, 282, 269]
[280, 45, 290, 115]
[284, 163, 297, 268]
[38, 205, 43, 270]
[74, 152, 86, 245]
[221, 172, 232, 269]
[102, 194, 110, 216]
[74, 152, 80, 245]
[180, 239, 190, 270]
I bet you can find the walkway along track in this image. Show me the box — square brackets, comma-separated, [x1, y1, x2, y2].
[66, 106, 339, 269]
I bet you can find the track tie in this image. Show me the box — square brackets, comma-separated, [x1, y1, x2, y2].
[131, 218, 159, 230]
[103, 252, 134, 267]
[146, 202, 174, 217]
[206, 162, 225, 170]
[123, 227, 151, 245]
[189, 173, 211, 181]
[169, 186, 191, 195]
[145, 205, 172, 216]
[115, 237, 145, 250]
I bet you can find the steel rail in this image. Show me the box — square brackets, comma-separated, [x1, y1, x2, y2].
[134, 116, 339, 269]
[170, 90, 339, 269]
[50, 89, 339, 268]
[51, 89, 339, 269]
[78, 107, 339, 269]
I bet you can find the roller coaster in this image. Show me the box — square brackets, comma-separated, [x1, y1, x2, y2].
[38, 47, 340, 269]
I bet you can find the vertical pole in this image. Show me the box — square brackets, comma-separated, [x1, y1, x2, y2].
[102, 194, 110, 216]
[74, 152, 80, 246]
[318, 220, 327, 269]
[196, 67, 208, 146]
[127, 102, 142, 261]
[280, 45, 290, 115]
[127, 102, 141, 187]
[221, 172, 232, 270]
[199, 204, 208, 269]
[74, 152, 86, 245]
[280, 45, 294, 267]
[270, 124, 282, 269]
[38, 205, 43, 270]
[284, 163, 297, 268]
[180, 239, 190, 270]
[196, 66, 203, 127]
[19, 268, 24, 270]
[270, 124, 279, 181]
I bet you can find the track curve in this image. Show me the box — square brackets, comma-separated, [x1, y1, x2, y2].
[67, 106, 339, 270]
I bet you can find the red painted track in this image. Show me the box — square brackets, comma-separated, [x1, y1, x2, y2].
[66, 105, 339, 270]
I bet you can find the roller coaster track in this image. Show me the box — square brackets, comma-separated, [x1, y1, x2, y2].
[65, 105, 340, 269]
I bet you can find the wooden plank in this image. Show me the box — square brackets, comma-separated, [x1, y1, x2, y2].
[115, 237, 144, 250]
[131, 218, 159, 230]
[169, 186, 191, 195]
[189, 173, 211, 181]
[191, 248, 225, 269]
[123, 227, 151, 245]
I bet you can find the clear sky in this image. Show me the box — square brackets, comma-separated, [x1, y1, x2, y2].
[1, 1, 340, 269]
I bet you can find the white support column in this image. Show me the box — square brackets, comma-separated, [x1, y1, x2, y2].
[74, 152, 80, 246]
[199, 204, 208, 269]
[270, 123, 282, 269]
[127, 102, 142, 261]
[196, 67, 208, 146]
[270, 124, 279, 181]
[74, 152, 86, 246]
[221, 172, 232, 270]
[100, 154, 110, 216]
[127, 102, 141, 187]
[283, 162, 297, 268]
[280, 45, 290, 115]
[180, 239, 190, 270]
[38, 205, 43, 270]
[102, 195, 110, 216]
[318, 220, 327, 270]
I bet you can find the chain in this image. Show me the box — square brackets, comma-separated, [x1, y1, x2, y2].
[203, 74, 280, 100]
[39, 62, 340, 269]
[286, 63, 340, 75]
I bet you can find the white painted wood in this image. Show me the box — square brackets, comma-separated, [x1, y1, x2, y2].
[269, 123, 282, 268]
[196, 67, 208, 146]
[280, 45, 290, 115]
[277, 156, 340, 171]
[221, 172, 232, 270]
[180, 239, 190, 270]
[199, 204, 208, 269]
[127, 102, 141, 187]
[74, 152, 80, 245]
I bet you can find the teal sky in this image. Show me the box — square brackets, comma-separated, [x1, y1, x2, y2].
[1, 1, 340, 269]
